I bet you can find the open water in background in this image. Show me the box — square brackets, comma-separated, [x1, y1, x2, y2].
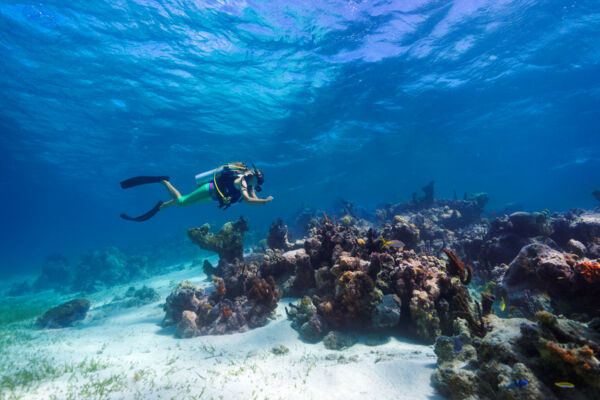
[0, 0, 599, 273]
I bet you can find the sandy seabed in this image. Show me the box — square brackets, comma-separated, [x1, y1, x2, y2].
[2, 263, 443, 400]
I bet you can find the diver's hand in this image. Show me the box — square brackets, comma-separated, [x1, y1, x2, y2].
[265, 196, 274, 203]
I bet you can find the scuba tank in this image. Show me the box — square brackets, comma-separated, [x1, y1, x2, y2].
[195, 163, 248, 186]
[195, 167, 223, 186]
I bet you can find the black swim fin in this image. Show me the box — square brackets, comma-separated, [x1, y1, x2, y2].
[120, 201, 163, 222]
[120, 176, 170, 189]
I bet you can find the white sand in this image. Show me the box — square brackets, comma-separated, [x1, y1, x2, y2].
[2, 263, 443, 400]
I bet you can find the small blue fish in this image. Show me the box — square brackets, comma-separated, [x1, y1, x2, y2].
[505, 379, 529, 391]
[453, 338, 463, 353]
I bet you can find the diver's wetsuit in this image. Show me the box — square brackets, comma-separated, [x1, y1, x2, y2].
[119, 165, 249, 221]
[176, 182, 215, 206]
[177, 168, 243, 207]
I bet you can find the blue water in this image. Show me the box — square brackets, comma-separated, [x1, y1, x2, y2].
[1, 0, 599, 273]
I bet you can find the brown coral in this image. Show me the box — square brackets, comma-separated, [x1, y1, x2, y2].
[443, 248, 472, 285]
[335, 270, 381, 318]
[576, 260, 600, 283]
[450, 286, 487, 338]
[248, 276, 281, 307]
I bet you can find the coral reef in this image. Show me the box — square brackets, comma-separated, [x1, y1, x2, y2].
[162, 281, 205, 327]
[108, 286, 160, 309]
[18, 248, 151, 295]
[478, 211, 553, 269]
[500, 243, 600, 319]
[277, 216, 485, 343]
[74, 247, 150, 292]
[443, 249, 472, 285]
[29, 247, 157, 294]
[371, 294, 401, 329]
[376, 191, 489, 260]
[433, 313, 600, 399]
[14, 238, 198, 296]
[162, 197, 600, 395]
[414, 180, 435, 206]
[551, 210, 600, 255]
[188, 217, 248, 265]
[33, 254, 73, 292]
[36, 299, 90, 329]
[577, 260, 600, 283]
[162, 245, 282, 337]
[267, 218, 294, 250]
[202, 259, 217, 278]
[292, 204, 320, 236]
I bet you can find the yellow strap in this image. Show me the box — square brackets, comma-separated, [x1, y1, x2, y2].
[213, 164, 247, 204]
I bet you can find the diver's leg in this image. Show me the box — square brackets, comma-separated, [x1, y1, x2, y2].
[176, 183, 213, 207]
[162, 180, 182, 200]
[159, 199, 176, 210]
[158, 181, 183, 210]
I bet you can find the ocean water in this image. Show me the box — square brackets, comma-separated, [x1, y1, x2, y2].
[1, 0, 599, 272]
[1, 1, 600, 399]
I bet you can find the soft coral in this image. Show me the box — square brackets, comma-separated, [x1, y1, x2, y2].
[443, 248, 472, 285]
[577, 261, 600, 283]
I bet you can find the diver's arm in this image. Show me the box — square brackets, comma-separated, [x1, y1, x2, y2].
[249, 186, 273, 203]
[241, 186, 273, 204]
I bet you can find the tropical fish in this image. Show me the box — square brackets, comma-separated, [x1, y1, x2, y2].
[453, 338, 463, 352]
[505, 379, 528, 391]
[503, 264, 510, 269]
[357, 238, 366, 246]
[554, 382, 575, 388]
[381, 237, 404, 249]
[501, 297, 506, 312]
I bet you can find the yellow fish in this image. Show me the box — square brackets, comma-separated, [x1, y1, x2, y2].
[357, 238, 366, 246]
[503, 264, 510, 269]
[501, 297, 506, 312]
[381, 237, 404, 249]
[554, 382, 575, 388]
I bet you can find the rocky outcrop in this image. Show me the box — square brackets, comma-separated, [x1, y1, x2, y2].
[501, 243, 600, 319]
[36, 299, 90, 329]
[551, 210, 600, 258]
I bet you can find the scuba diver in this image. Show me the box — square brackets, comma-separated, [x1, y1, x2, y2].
[119, 162, 273, 222]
